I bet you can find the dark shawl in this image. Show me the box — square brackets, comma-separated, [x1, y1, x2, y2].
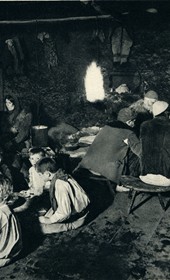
[79, 122, 141, 183]
[140, 117, 170, 178]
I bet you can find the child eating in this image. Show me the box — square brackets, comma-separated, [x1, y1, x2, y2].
[0, 175, 22, 267]
[36, 157, 90, 234]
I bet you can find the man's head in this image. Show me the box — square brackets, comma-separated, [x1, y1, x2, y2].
[153, 101, 169, 117]
[143, 90, 158, 113]
[29, 147, 45, 166]
[36, 157, 59, 182]
[117, 108, 136, 127]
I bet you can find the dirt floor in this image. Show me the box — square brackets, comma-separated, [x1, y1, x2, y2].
[1, 177, 170, 280]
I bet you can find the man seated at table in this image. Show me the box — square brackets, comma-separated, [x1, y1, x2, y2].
[74, 108, 141, 190]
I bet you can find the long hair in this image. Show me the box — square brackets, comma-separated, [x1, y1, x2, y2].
[4, 94, 21, 123]
[0, 175, 13, 201]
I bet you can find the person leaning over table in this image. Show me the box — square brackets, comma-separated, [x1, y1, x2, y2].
[74, 107, 142, 192]
[36, 157, 90, 234]
[129, 90, 158, 136]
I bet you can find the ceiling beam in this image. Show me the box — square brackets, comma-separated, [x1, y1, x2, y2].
[0, 15, 112, 25]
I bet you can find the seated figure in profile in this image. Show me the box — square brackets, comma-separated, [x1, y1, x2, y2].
[36, 157, 90, 234]
[75, 107, 141, 188]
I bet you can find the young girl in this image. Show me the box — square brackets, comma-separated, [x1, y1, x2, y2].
[0, 175, 22, 267]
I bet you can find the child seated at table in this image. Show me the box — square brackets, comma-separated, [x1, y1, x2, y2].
[36, 157, 90, 234]
[0, 175, 22, 267]
[28, 147, 47, 196]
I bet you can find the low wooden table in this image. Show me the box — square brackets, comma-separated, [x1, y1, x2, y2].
[120, 175, 170, 214]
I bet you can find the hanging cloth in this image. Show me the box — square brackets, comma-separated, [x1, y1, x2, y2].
[111, 26, 133, 64]
[5, 39, 19, 73]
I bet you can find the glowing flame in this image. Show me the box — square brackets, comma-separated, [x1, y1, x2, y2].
[84, 61, 105, 102]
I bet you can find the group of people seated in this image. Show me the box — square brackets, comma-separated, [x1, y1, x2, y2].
[76, 90, 170, 189]
[0, 94, 91, 268]
[0, 153, 90, 267]
[0, 89, 170, 268]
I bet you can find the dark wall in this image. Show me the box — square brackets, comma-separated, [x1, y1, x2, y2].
[1, 15, 170, 128]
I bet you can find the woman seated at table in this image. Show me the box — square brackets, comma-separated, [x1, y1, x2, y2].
[1, 95, 32, 153]
[0, 95, 32, 167]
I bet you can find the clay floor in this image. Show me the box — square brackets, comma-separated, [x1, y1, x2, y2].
[1, 177, 170, 280]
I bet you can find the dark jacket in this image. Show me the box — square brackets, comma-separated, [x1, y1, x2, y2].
[13, 107, 32, 144]
[79, 121, 141, 183]
[0, 95, 21, 145]
[140, 116, 170, 178]
[1, 106, 32, 151]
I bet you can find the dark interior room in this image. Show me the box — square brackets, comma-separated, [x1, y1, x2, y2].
[0, 1, 170, 280]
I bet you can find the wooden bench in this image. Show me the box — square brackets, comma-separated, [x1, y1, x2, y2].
[120, 175, 170, 214]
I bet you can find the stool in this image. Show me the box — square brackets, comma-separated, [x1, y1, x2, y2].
[120, 175, 170, 214]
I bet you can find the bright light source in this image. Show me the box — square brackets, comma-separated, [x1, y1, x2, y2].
[84, 61, 105, 102]
[121, 11, 129, 15]
[146, 8, 158, 14]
